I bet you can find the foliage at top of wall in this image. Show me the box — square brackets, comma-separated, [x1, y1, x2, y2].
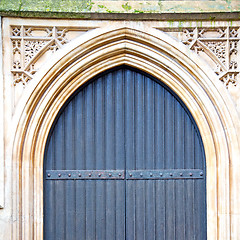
[0, 0, 239, 15]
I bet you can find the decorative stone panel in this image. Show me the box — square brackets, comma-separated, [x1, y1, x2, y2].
[156, 26, 240, 88]
[10, 25, 96, 86]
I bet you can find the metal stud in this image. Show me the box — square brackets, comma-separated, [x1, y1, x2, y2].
[47, 173, 51, 177]
[180, 173, 183, 176]
[200, 172, 203, 176]
[109, 173, 112, 177]
[189, 173, 193, 176]
[118, 173, 122, 177]
[89, 173, 92, 177]
[58, 174, 61, 177]
[160, 173, 163, 177]
[98, 174, 101, 177]
[150, 173, 153, 177]
[140, 173, 143, 177]
[170, 173, 173, 176]
[129, 173, 132, 177]
[68, 173, 71, 177]
[78, 174, 81, 177]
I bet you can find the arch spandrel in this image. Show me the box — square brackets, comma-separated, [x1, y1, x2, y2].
[11, 25, 240, 240]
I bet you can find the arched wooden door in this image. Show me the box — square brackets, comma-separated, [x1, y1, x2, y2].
[44, 66, 206, 240]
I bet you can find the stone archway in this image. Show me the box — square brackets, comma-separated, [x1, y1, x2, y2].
[12, 25, 240, 239]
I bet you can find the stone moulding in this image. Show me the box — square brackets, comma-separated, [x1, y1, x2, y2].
[7, 24, 240, 240]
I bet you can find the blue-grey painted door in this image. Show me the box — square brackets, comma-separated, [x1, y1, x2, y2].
[44, 66, 206, 240]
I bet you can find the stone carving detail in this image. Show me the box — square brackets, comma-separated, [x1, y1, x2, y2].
[203, 41, 226, 64]
[181, 27, 240, 87]
[160, 26, 240, 87]
[230, 41, 238, 55]
[230, 28, 239, 38]
[11, 25, 94, 86]
[12, 40, 21, 54]
[24, 40, 47, 64]
[13, 72, 33, 86]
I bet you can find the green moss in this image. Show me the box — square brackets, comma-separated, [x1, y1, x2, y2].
[122, 2, 132, 12]
[196, 21, 203, 28]
[133, 9, 144, 13]
[167, 20, 174, 28]
[158, 0, 162, 12]
[178, 21, 183, 30]
[0, 0, 94, 12]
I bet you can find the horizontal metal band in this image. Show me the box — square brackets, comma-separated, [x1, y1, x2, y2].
[46, 169, 204, 180]
[46, 170, 125, 180]
[126, 169, 204, 180]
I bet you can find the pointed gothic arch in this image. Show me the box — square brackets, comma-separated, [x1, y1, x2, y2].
[12, 25, 240, 239]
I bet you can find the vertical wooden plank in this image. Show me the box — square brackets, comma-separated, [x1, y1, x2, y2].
[75, 181, 86, 239]
[125, 69, 135, 170]
[44, 181, 55, 239]
[135, 72, 144, 170]
[145, 181, 155, 240]
[175, 100, 184, 169]
[165, 180, 175, 240]
[95, 77, 105, 169]
[194, 179, 201, 240]
[156, 181, 165, 240]
[65, 180, 75, 240]
[105, 181, 116, 239]
[184, 114, 194, 169]
[185, 180, 194, 239]
[175, 180, 185, 240]
[194, 179, 207, 240]
[52, 114, 64, 170]
[75, 90, 85, 170]
[115, 70, 125, 170]
[135, 181, 145, 240]
[154, 83, 164, 169]
[144, 76, 154, 170]
[115, 181, 125, 240]
[164, 91, 174, 169]
[105, 72, 115, 170]
[54, 181, 66, 239]
[126, 181, 136, 240]
[85, 84, 94, 170]
[85, 181, 96, 240]
[64, 100, 76, 239]
[64, 100, 74, 169]
[194, 128, 204, 169]
[95, 181, 105, 240]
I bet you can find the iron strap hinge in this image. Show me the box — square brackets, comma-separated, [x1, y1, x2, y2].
[126, 169, 204, 179]
[46, 170, 125, 180]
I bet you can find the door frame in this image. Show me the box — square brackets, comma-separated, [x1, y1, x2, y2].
[12, 25, 240, 239]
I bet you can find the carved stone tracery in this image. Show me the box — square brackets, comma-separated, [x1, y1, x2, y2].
[24, 40, 47, 64]
[203, 41, 226, 63]
[10, 25, 94, 86]
[181, 27, 240, 87]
